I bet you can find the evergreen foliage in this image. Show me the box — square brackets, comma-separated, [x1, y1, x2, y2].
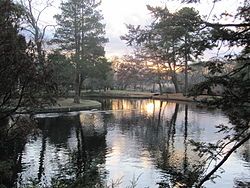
[53, 0, 109, 102]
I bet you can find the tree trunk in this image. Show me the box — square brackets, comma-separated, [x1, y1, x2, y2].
[158, 81, 163, 94]
[184, 35, 188, 96]
[171, 40, 180, 93]
[157, 63, 163, 94]
[184, 59, 188, 95]
[172, 72, 180, 93]
[74, 71, 80, 103]
[73, 4, 80, 104]
[78, 74, 83, 96]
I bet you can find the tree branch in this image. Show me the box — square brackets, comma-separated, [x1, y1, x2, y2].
[36, 1, 52, 23]
[197, 132, 250, 187]
[204, 22, 250, 28]
[41, 24, 56, 40]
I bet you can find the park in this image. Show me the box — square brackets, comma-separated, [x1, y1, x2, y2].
[0, 0, 249, 187]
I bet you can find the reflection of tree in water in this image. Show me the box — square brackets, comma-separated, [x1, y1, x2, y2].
[72, 124, 107, 187]
[233, 179, 250, 188]
[4, 100, 248, 187]
[232, 139, 250, 187]
[241, 141, 250, 163]
[109, 102, 205, 187]
[157, 105, 204, 187]
[17, 113, 108, 187]
[64, 113, 107, 187]
[87, 97, 113, 110]
[37, 116, 75, 146]
[0, 116, 34, 188]
[35, 115, 80, 184]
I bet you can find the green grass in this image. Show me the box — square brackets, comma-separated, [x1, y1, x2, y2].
[30, 98, 102, 113]
[56, 98, 101, 108]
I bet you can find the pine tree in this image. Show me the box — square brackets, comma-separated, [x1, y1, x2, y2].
[53, 0, 108, 103]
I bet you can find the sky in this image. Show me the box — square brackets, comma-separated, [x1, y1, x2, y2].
[99, 0, 242, 58]
[36, 0, 243, 58]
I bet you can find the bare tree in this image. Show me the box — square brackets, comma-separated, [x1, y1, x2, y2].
[18, 0, 55, 65]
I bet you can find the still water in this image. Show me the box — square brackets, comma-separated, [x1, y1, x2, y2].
[16, 99, 249, 187]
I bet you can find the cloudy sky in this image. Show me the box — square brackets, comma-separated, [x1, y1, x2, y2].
[38, 0, 242, 58]
[102, 0, 242, 58]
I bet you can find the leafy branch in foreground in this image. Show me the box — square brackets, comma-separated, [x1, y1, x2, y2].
[188, 115, 249, 187]
[189, 60, 250, 107]
[182, 0, 250, 186]
[188, 59, 250, 187]
[197, 132, 250, 187]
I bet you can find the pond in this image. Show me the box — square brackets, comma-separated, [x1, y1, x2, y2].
[14, 99, 250, 187]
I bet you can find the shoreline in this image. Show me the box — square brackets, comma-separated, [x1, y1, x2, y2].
[16, 92, 218, 114]
[82, 91, 216, 103]
[17, 98, 102, 114]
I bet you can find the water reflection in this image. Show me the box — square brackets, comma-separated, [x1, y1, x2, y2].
[15, 113, 107, 187]
[106, 102, 199, 187]
[9, 99, 250, 187]
[102, 99, 249, 187]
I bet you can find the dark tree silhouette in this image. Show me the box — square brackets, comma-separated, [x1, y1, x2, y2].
[0, 0, 56, 120]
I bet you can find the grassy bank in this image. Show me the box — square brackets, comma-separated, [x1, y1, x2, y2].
[82, 90, 155, 98]
[29, 98, 101, 113]
[82, 90, 218, 103]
